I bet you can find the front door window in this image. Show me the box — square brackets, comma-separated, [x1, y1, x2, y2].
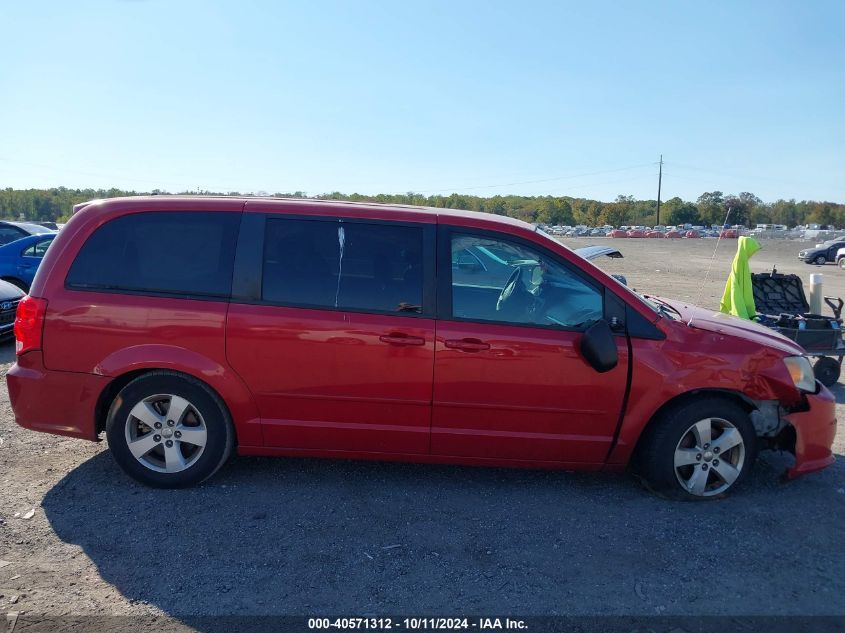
[450, 234, 603, 329]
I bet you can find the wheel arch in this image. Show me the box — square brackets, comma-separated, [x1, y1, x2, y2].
[1, 276, 28, 290]
[628, 388, 756, 467]
[92, 350, 262, 447]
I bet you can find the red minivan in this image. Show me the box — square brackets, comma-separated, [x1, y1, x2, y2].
[7, 197, 837, 498]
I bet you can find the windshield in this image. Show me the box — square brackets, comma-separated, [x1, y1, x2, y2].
[15, 223, 53, 234]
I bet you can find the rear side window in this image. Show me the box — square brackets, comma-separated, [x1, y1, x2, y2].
[262, 218, 423, 314]
[22, 238, 53, 258]
[66, 211, 240, 298]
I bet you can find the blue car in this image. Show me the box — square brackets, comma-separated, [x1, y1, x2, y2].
[0, 233, 57, 292]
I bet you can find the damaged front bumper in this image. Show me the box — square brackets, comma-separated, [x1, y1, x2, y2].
[783, 382, 837, 478]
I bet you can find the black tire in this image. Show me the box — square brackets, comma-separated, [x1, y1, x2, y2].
[636, 397, 757, 500]
[838, 258, 845, 271]
[814, 255, 827, 265]
[814, 357, 841, 387]
[105, 371, 234, 488]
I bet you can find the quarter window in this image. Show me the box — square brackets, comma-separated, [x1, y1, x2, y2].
[450, 234, 602, 328]
[66, 212, 240, 297]
[262, 219, 423, 314]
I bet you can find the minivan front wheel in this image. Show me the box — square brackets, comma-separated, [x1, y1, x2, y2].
[638, 398, 757, 500]
[106, 371, 234, 488]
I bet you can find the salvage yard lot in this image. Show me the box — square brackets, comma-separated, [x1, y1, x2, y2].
[0, 236, 844, 622]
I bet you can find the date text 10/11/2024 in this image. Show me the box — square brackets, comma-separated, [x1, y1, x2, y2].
[307, 618, 528, 630]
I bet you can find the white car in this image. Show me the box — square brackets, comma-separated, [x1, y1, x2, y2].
[836, 247, 845, 270]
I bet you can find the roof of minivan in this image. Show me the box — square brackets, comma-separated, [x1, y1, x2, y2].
[77, 195, 535, 232]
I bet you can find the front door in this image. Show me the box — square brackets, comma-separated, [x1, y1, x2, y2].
[432, 228, 629, 464]
[227, 215, 436, 454]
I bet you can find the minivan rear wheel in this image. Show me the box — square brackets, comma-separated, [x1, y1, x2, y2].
[637, 398, 757, 500]
[105, 371, 234, 488]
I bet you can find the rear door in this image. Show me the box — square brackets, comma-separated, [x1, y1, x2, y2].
[226, 210, 436, 454]
[18, 237, 53, 285]
[431, 226, 629, 464]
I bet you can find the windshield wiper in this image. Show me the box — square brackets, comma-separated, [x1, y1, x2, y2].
[644, 295, 682, 319]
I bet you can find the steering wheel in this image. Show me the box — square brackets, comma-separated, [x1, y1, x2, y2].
[496, 266, 526, 312]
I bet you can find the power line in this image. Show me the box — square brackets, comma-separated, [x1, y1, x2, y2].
[0, 153, 662, 199]
[401, 162, 657, 195]
[0, 156, 195, 189]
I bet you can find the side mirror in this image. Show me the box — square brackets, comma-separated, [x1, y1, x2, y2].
[579, 319, 619, 373]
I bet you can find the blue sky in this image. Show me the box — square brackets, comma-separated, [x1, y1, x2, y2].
[1, 0, 843, 202]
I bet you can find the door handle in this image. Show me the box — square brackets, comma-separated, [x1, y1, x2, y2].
[444, 338, 491, 352]
[379, 333, 426, 346]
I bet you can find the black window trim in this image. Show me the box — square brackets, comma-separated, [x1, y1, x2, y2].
[230, 212, 437, 319]
[437, 224, 607, 334]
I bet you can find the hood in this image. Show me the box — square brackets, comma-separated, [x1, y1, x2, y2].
[0, 279, 25, 300]
[659, 298, 805, 356]
[575, 245, 623, 261]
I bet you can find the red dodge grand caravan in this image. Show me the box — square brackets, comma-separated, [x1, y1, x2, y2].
[7, 197, 837, 498]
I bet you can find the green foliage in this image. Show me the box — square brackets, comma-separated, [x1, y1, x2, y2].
[661, 197, 700, 225]
[1, 187, 843, 229]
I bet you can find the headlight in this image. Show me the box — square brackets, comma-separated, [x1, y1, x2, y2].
[784, 356, 816, 392]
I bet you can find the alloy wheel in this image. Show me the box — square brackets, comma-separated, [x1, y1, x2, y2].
[673, 417, 746, 497]
[124, 393, 208, 473]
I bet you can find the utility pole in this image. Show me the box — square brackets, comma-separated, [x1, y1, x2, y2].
[655, 154, 663, 226]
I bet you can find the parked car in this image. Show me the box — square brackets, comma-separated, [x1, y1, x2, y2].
[0, 221, 54, 246]
[799, 240, 845, 265]
[453, 240, 620, 287]
[837, 247, 845, 270]
[684, 230, 700, 238]
[626, 229, 646, 238]
[609, 229, 627, 238]
[0, 280, 25, 339]
[720, 229, 738, 238]
[0, 234, 57, 291]
[7, 197, 835, 498]
[646, 230, 664, 238]
[665, 230, 683, 238]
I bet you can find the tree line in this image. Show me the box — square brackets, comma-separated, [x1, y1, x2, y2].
[2, 186, 844, 228]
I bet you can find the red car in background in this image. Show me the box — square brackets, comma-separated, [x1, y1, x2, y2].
[646, 231, 665, 238]
[665, 230, 683, 238]
[720, 229, 739, 238]
[609, 229, 627, 238]
[6, 197, 836, 498]
[684, 230, 701, 238]
[626, 229, 646, 238]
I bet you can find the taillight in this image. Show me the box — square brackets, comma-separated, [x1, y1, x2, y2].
[14, 296, 47, 356]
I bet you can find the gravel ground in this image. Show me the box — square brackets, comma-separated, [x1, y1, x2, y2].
[1, 236, 844, 628]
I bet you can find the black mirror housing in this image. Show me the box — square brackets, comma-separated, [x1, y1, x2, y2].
[579, 319, 619, 373]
